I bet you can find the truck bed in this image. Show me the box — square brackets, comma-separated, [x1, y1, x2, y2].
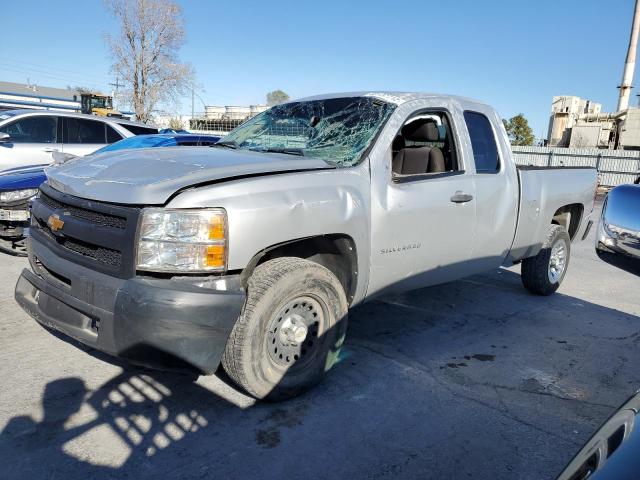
[507, 166, 598, 263]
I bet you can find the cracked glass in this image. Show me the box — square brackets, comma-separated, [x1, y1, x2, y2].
[220, 97, 395, 167]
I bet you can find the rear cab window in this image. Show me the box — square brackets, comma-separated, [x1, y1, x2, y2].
[463, 111, 500, 173]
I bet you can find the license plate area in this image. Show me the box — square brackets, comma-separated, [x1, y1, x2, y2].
[0, 209, 29, 221]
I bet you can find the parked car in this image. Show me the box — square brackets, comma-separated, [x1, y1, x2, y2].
[0, 134, 221, 255]
[595, 184, 640, 274]
[159, 128, 191, 134]
[0, 165, 42, 254]
[558, 390, 640, 480]
[0, 109, 158, 172]
[15, 92, 598, 401]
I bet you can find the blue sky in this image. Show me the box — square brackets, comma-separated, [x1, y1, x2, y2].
[1, 0, 635, 137]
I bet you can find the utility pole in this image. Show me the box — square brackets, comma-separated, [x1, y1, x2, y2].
[109, 76, 123, 94]
[618, 0, 640, 112]
[109, 76, 124, 108]
[191, 83, 195, 119]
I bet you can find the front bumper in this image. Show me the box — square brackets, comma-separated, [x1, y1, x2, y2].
[0, 201, 30, 240]
[595, 220, 640, 259]
[0, 207, 28, 255]
[15, 235, 246, 374]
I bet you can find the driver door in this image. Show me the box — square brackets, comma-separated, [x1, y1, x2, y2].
[367, 101, 478, 297]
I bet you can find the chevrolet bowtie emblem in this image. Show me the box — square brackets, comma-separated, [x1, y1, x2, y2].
[47, 214, 65, 232]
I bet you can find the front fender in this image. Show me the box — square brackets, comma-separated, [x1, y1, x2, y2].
[166, 162, 372, 304]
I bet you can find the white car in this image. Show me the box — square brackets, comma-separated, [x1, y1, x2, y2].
[0, 109, 158, 172]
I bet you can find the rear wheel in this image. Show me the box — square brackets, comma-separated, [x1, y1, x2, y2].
[221, 257, 348, 401]
[521, 224, 571, 296]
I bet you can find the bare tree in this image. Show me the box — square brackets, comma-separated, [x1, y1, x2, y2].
[104, 0, 193, 123]
[67, 85, 95, 94]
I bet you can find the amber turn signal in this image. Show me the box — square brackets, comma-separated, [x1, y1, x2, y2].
[208, 215, 226, 241]
[205, 244, 226, 268]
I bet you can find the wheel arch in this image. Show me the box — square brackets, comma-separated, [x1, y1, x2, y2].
[552, 203, 584, 240]
[240, 234, 359, 304]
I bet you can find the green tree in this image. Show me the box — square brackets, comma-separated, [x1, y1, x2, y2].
[503, 114, 535, 146]
[266, 90, 290, 106]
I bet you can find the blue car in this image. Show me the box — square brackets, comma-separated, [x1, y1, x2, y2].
[0, 133, 220, 255]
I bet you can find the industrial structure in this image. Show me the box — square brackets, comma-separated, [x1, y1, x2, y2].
[0, 81, 131, 119]
[0, 79, 266, 133]
[188, 104, 268, 135]
[0, 81, 80, 112]
[548, 0, 640, 150]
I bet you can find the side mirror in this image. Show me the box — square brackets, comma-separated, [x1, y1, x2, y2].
[0, 132, 10, 143]
[51, 151, 78, 165]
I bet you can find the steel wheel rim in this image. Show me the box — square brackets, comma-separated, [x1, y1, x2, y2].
[548, 238, 568, 283]
[266, 295, 326, 370]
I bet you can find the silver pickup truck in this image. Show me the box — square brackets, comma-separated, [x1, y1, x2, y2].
[15, 92, 597, 400]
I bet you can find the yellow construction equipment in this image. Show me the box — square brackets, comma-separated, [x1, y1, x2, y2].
[80, 93, 122, 117]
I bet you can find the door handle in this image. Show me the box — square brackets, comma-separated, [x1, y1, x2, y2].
[450, 192, 473, 203]
[42, 148, 59, 153]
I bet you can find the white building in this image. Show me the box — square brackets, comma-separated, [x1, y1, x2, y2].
[547, 96, 603, 147]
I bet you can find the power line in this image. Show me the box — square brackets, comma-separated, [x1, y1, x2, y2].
[0, 63, 108, 87]
[0, 56, 110, 84]
[0, 65, 110, 91]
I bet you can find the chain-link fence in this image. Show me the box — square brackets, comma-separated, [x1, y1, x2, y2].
[512, 146, 640, 187]
[188, 118, 247, 136]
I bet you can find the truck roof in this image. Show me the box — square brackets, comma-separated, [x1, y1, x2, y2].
[295, 91, 491, 109]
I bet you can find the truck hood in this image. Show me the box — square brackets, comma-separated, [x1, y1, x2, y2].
[46, 146, 334, 204]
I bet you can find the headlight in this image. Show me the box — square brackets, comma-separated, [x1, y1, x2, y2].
[136, 208, 227, 273]
[0, 188, 39, 203]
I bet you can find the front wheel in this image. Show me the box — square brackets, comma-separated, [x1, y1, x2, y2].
[521, 224, 571, 296]
[221, 257, 348, 401]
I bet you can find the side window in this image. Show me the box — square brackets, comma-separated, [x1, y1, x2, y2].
[117, 123, 159, 136]
[391, 111, 459, 178]
[3, 116, 57, 143]
[106, 125, 123, 143]
[64, 118, 107, 144]
[463, 111, 500, 173]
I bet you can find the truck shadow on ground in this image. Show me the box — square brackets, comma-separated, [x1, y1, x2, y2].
[2, 268, 640, 479]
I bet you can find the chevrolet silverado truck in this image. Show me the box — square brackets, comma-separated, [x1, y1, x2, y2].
[15, 92, 598, 400]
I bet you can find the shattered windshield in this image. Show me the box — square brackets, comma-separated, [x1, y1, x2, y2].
[220, 97, 395, 167]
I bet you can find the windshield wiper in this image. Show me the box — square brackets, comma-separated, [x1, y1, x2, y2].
[259, 147, 305, 156]
[211, 141, 237, 149]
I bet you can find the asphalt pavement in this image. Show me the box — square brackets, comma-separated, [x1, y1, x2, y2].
[1, 210, 639, 479]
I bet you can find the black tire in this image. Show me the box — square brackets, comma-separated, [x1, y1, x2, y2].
[521, 224, 571, 296]
[221, 257, 348, 401]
